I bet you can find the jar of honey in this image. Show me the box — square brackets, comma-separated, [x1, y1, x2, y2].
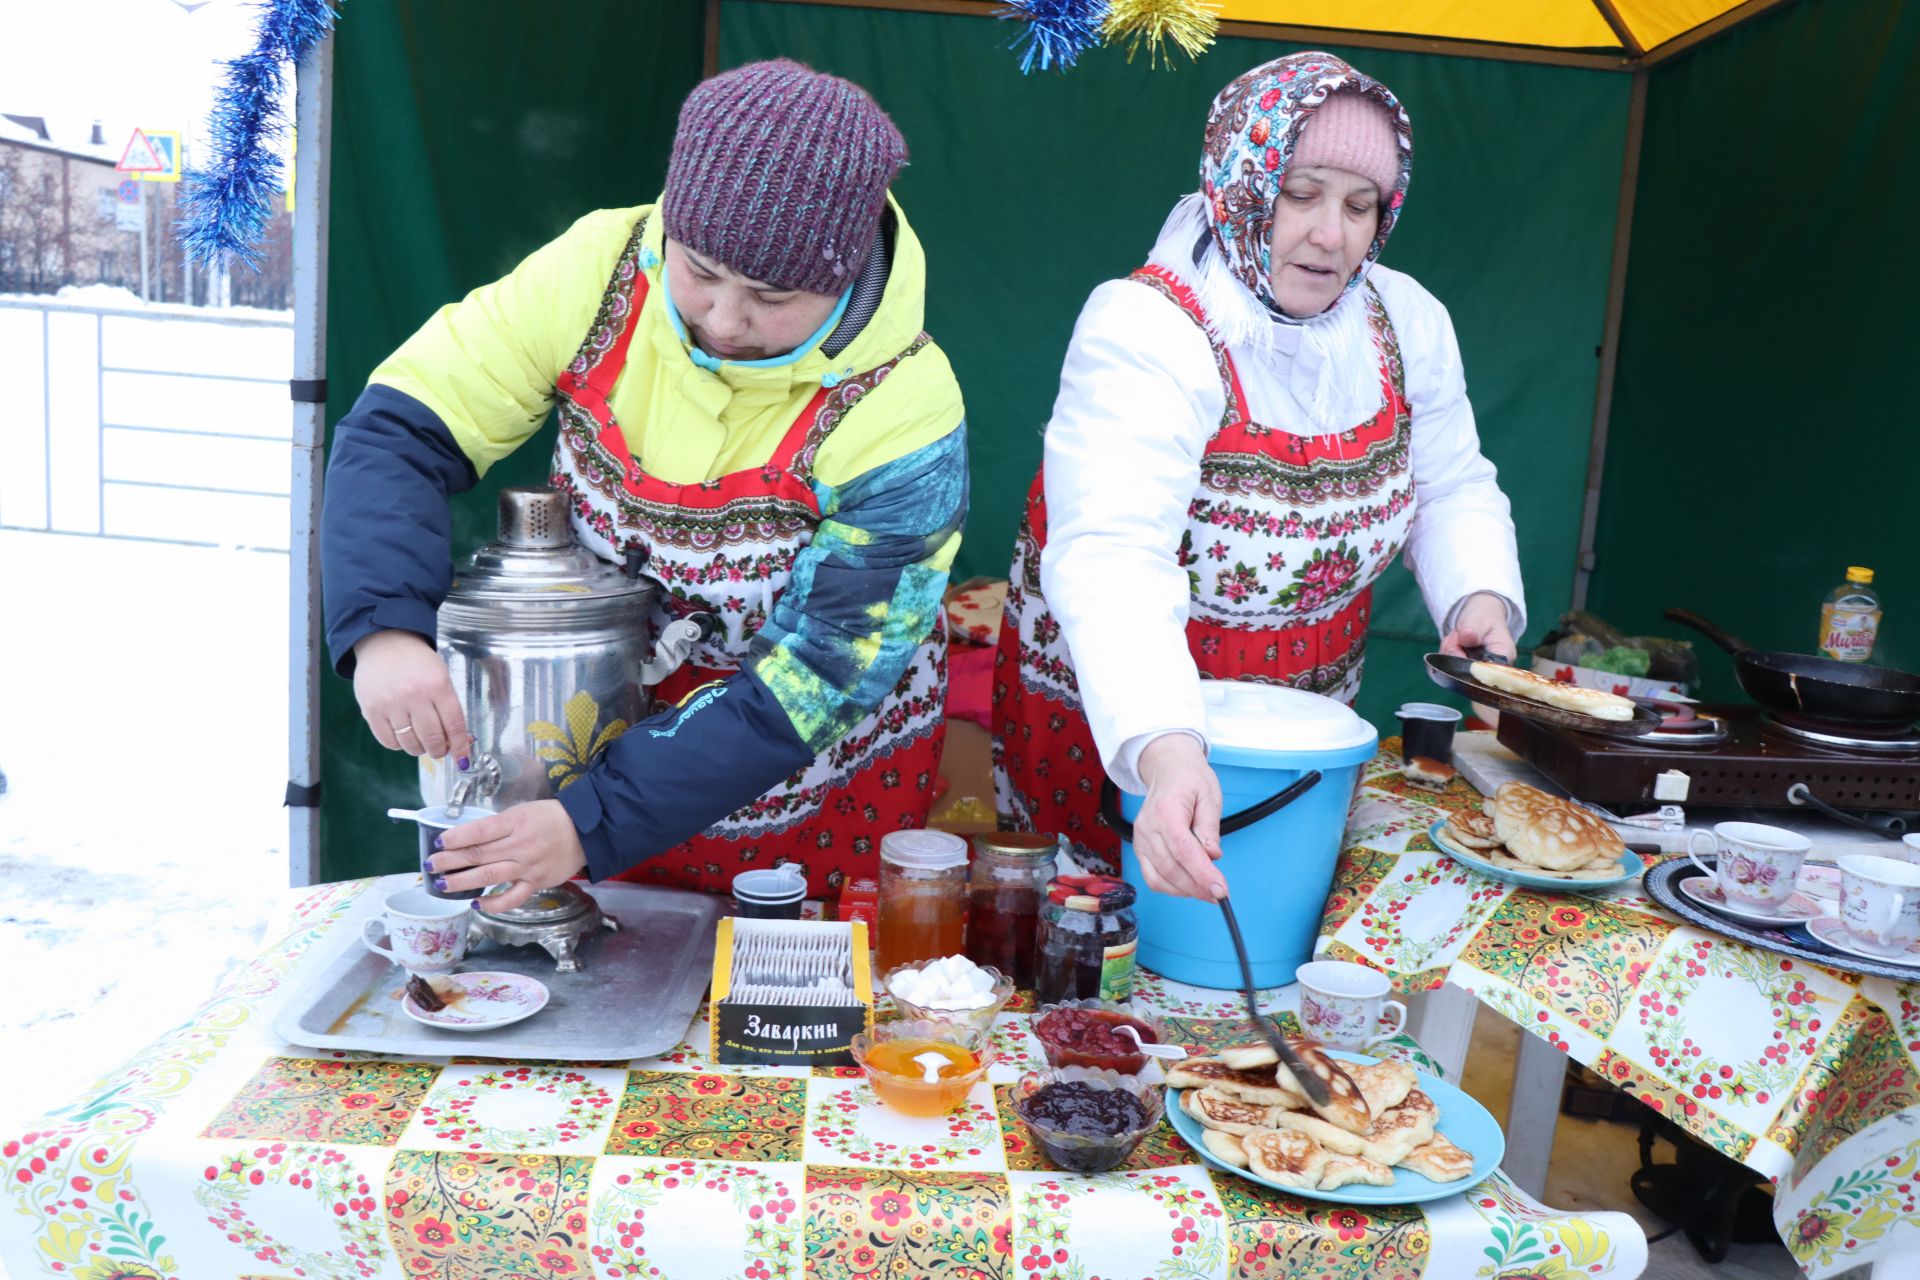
[966, 831, 1057, 989]
[877, 830, 968, 976]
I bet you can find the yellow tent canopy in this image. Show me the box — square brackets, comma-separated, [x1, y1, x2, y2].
[794, 0, 1790, 67]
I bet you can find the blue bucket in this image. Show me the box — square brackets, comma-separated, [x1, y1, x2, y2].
[1107, 684, 1377, 989]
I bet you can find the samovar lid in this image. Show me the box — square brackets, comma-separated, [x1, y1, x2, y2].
[448, 488, 651, 602]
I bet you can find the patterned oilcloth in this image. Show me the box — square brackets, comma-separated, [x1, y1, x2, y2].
[0, 873, 1647, 1280]
[1318, 735, 1920, 1278]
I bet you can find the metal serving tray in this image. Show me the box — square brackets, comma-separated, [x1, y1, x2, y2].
[273, 881, 723, 1061]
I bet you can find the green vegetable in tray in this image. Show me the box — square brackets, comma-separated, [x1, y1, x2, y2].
[1578, 645, 1651, 677]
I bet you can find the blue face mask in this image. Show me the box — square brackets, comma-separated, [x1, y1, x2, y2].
[660, 264, 852, 373]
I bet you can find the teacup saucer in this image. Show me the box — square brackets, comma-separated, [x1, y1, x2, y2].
[1807, 917, 1920, 966]
[1679, 876, 1824, 927]
[402, 971, 550, 1030]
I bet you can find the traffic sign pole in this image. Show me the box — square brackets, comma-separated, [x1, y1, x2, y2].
[138, 182, 150, 302]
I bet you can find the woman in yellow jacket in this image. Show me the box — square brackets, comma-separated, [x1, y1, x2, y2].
[321, 61, 968, 909]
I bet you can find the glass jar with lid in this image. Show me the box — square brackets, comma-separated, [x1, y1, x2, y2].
[877, 830, 969, 976]
[1035, 875, 1139, 1005]
[965, 832, 1057, 989]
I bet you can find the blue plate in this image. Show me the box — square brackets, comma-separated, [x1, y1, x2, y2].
[1428, 820, 1643, 892]
[1168, 1050, 1503, 1204]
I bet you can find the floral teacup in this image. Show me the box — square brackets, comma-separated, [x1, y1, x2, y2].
[362, 887, 471, 976]
[1687, 821, 1811, 909]
[1296, 960, 1406, 1052]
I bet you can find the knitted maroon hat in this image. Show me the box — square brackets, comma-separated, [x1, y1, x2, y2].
[662, 59, 907, 296]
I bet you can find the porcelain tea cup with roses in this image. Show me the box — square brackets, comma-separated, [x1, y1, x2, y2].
[1687, 821, 1812, 909]
[362, 887, 471, 976]
[1295, 960, 1406, 1051]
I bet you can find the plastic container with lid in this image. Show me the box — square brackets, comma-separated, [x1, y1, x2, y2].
[966, 831, 1058, 988]
[1106, 680, 1378, 988]
[1819, 566, 1883, 663]
[877, 830, 969, 975]
[1035, 876, 1139, 1005]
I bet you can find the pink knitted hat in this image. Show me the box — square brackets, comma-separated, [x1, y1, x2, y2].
[663, 60, 906, 296]
[1289, 89, 1401, 199]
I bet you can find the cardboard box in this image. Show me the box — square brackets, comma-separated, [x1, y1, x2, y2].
[710, 918, 874, 1067]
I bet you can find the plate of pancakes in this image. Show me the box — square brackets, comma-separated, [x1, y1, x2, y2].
[1428, 782, 1645, 891]
[1165, 1038, 1503, 1204]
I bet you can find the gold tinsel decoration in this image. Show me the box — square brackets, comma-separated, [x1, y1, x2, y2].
[1101, 0, 1219, 67]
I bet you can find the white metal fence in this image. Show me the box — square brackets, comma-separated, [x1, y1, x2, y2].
[0, 296, 293, 551]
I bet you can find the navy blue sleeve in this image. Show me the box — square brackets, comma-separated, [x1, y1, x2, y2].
[555, 669, 815, 881]
[320, 385, 478, 678]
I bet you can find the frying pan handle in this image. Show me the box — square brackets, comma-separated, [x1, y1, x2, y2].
[1099, 770, 1324, 843]
[1664, 608, 1754, 658]
[1786, 782, 1908, 840]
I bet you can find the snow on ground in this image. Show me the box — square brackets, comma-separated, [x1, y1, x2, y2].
[0, 295, 298, 1140]
[0, 529, 291, 1134]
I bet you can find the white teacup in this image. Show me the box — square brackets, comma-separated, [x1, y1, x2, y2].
[1296, 960, 1407, 1051]
[1687, 821, 1812, 908]
[1901, 833, 1920, 865]
[362, 887, 471, 975]
[1838, 854, 1920, 955]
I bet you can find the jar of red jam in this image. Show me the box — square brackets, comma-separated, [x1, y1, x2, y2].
[1035, 875, 1138, 1005]
[966, 832, 1057, 989]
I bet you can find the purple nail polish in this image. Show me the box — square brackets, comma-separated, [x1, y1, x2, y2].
[433, 835, 444, 851]
[431, 875, 448, 893]
[457, 755, 470, 771]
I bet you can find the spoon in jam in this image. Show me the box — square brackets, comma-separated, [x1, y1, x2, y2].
[1114, 1023, 1187, 1060]
[913, 1051, 951, 1083]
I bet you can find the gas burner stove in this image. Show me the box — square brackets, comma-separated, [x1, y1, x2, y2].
[1497, 705, 1920, 812]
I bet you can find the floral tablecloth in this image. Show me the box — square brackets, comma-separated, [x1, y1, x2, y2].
[0, 871, 1647, 1280]
[1319, 738, 1920, 1278]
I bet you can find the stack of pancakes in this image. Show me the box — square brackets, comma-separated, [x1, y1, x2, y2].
[1440, 781, 1626, 881]
[1172, 1040, 1474, 1191]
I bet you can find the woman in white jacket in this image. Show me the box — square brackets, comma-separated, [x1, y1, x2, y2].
[992, 51, 1524, 901]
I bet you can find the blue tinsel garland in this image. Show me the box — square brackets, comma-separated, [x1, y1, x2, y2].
[998, 0, 1109, 74]
[177, 0, 336, 267]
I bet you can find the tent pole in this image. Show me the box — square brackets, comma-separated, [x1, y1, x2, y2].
[289, 32, 335, 888]
[1571, 68, 1647, 613]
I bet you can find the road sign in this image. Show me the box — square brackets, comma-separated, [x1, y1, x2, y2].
[117, 179, 140, 204]
[116, 129, 163, 174]
[115, 202, 142, 232]
[137, 131, 181, 183]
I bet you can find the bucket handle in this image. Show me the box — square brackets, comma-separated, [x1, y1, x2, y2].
[1099, 770, 1323, 843]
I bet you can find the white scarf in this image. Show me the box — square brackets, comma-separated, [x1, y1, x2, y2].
[1144, 193, 1383, 439]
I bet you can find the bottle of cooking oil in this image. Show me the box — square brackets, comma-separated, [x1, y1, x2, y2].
[1818, 566, 1882, 663]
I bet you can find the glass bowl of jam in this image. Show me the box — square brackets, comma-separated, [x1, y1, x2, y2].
[1030, 999, 1166, 1076]
[1011, 1066, 1166, 1173]
[882, 958, 1016, 1034]
[850, 1019, 997, 1118]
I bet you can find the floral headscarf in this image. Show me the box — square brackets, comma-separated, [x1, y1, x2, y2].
[1201, 52, 1413, 315]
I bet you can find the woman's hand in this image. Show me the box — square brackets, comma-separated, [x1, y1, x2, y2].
[427, 800, 587, 914]
[1440, 592, 1517, 663]
[351, 630, 471, 763]
[1129, 733, 1228, 901]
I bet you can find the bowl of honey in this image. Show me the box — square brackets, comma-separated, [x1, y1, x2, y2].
[850, 1019, 996, 1117]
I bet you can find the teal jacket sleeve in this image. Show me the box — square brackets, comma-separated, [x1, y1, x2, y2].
[557, 423, 969, 878]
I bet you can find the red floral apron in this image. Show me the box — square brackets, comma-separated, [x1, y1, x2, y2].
[993, 265, 1412, 871]
[548, 218, 946, 897]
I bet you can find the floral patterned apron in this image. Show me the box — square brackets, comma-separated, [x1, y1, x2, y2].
[548, 217, 946, 897]
[993, 264, 1413, 870]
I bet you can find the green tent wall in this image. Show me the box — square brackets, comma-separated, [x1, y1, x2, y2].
[317, 0, 1899, 882]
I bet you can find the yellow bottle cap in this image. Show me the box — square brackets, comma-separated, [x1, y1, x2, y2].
[1846, 566, 1875, 584]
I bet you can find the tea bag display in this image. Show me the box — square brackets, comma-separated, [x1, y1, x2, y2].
[711, 918, 873, 1066]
